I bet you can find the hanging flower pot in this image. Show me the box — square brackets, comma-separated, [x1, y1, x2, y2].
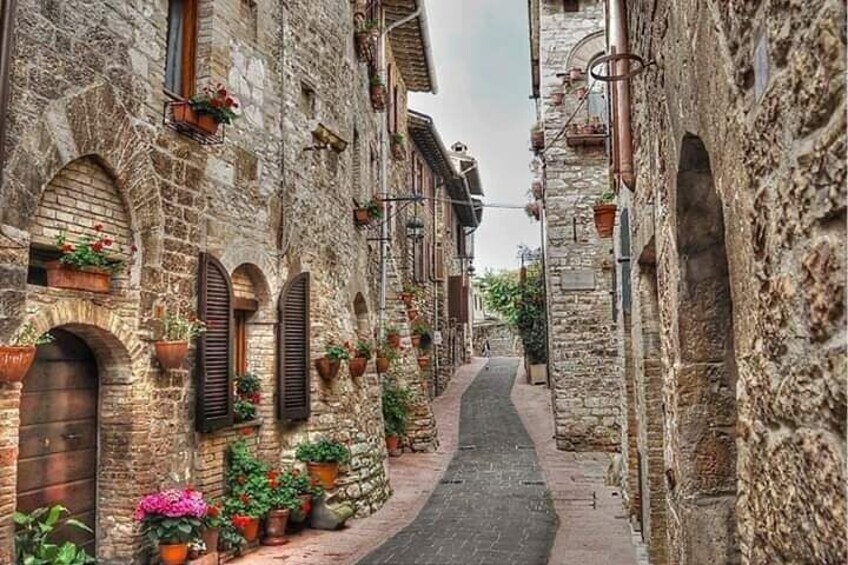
[532, 179, 543, 199]
[315, 357, 341, 380]
[410, 335, 422, 348]
[159, 542, 189, 565]
[44, 261, 111, 293]
[407, 308, 419, 321]
[261, 509, 290, 546]
[306, 462, 340, 490]
[370, 77, 387, 111]
[375, 357, 390, 373]
[531, 126, 544, 151]
[387, 331, 401, 348]
[417, 355, 430, 370]
[353, 208, 372, 226]
[593, 192, 617, 239]
[0, 346, 36, 384]
[569, 67, 582, 81]
[385, 435, 400, 453]
[154, 341, 188, 370]
[551, 91, 564, 106]
[349, 357, 367, 378]
[575, 86, 588, 100]
[391, 134, 407, 160]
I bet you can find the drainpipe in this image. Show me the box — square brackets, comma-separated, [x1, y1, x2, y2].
[608, 0, 635, 189]
[0, 0, 19, 187]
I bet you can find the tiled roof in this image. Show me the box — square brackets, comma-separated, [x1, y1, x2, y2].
[384, 0, 437, 93]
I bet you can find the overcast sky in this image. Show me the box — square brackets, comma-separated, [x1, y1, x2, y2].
[409, 0, 542, 274]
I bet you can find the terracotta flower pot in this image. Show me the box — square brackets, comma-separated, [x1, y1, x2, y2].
[593, 204, 617, 239]
[391, 140, 406, 160]
[385, 435, 400, 452]
[159, 542, 188, 565]
[531, 130, 544, 151]
[417, 355, 430, 370]
[400, 292, 414, 306]
[154, 341, 188, 370]
[354, 31, 374, 60]
[236, 516, 261, 543]
[0, 345, 36, 384]
[580, 123, 596, 135]
[375, 357, 390, 373]
[353, 208, 371, 226]
[387, 333, 401, 349]
[201, 527, 219, 553]
[307, 461, 340, 490]
[575, 86, 588, 99]
[411, 335, 421, 348]
[407, 308, 419, 321]
[551, 91, 564, 106]
[370, 85, 386, 111]
[172, 101, 219, 136]
[315, 357, 341, 380]
[349, 357, 367, 378]
[569, 67, 582, 81]
[262, 509, 290, 546]
[44, 261, 111, 293]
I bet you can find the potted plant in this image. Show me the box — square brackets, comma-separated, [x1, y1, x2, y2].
[135, 489, 206, 565]
[315, 343, 350, 380]
[0, 323, 53, 384]
[416, 354, 430, 370]
[530, 123, 544, 151]
[382, 380, 413, 454]
[201, 500, 223, 555]
[399, 283, 419, 306]
[406, 307, 419, 321]
[366, 197, 384, 221]
[411, 320, 431, 348]
[391, 133, 406, 160]
[47, 226, 125, 293]
[14, 505, 95, 565]
[579, 121, 596, 135]
[575, 86, 588, 100]
[295, 439, 351, 491]
[353, 204, 372, 226]
[593, 190, 617, 238]
[349, 341, 372, 378]
[551, 90, 564, 106]
[225, 441, 270, 544]
[353, 197, 384, 226]
[354, 20, 379, 60]
[155, 313, 206, 370]
[172, 83, 240, 136]
[369, 72, 386, 111]
[375, 340, 397, 373]
[569, 66, 582, 81]
[525, 201, 542, 221]
[385, 326, 401, 349]
[235, 372, 261, 423]
[262, 470, 301, 546]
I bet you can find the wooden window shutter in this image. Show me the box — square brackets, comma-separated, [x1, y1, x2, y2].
[196, 252, 234, 432]
[448, 275, 466, 322]
[434, 243, 445, 281]
[278, 272, 311, 421]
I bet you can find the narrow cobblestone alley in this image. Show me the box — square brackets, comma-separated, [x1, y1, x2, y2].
[360, 358, 558, 565]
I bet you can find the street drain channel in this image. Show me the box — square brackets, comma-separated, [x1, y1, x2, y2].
[520, 480, 547, 486]
[458, 445, 477, 450]
[515, 445, 535, 450]
[440, 479, 465, 484]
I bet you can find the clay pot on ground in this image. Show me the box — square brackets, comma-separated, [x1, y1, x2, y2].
[307, 461, 340, 490]
[353, 208, 371, 226]
[171, 101, 219, 136]
[593, 204, 617, 238]
[349, 357, 367, 378]
[201, 527, 219, 554]
[44, 261, 111, 293]
[375, 357, 390, 373]
[154, 341, 188, 370]
[315, 357, 341, 380]
[385, 435, 400, 454]
[417, 355, 430, 370]
[387, 332, 401, 348]
[0, 345, 36, 383]
[236, 516, 261, 543]
[261, 509, 290, 546]
[159, 542, 188, 565]
[531, 130, 544, 151]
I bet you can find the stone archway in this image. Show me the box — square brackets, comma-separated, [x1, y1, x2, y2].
[672, 134, 739, 564]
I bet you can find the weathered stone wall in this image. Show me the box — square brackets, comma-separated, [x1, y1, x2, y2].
[623, 0, 847, 562]
[538, 0, 621, 451]
[0, 0, 442, 561]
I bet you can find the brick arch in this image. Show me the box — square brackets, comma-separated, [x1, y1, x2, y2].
[0, 82, 164, 267]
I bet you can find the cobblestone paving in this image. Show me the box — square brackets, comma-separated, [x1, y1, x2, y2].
[359, 358, 558, 565]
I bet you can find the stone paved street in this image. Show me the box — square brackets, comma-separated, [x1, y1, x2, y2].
[359, 358, 558, 565]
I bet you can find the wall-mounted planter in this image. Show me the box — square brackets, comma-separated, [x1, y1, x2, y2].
[406, 308, 419, 321]
[575, 86, 588, 100]
[353, 208, 371, 226]
[349, 357, 367, 378]
[417, 355, 430, 370]
[593, 204, 617, 238]
[531, 129, 544, 151]
[411, 335, 422, 348]
[387, 332, 401, 349]
[551, 91, 564, 106]
[0, 345, 36, 383]
[375, 357, 390, 373]
[315, 357, 341, 380]
[569, 67, 582, 81]
[370, 84, 387, 111]
[532, 180, 543, 199]
[44, 261, 111, 293]
[399, 292, 414, 306]
[171, 101, 219, 136]
[154, 341, 188, 370]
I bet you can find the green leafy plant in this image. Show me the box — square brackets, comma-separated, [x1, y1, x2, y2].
[382, 379, 414, 437]
[224, 441, 270, 518]
[266, 470, 301, 511]
[189, 83, 240, 125]
[203, 500, 225, 529]
[234, 398, 257, 423]
[365, 198, 384, 220]
[391, 133, 405, 145]
[54, 225, 125, 273]
[162, 313, 206, 341]
[325, 343, 351, 362]
[7, 322, 54, 347]
[376, 340, 399, 363]
[369, 72, 385, 88]
[218, 518, 246, 552]
[134, 489, 206, 545]
[14, 505, 95, 565]
[353, 340, 373, 360]
[234, 373, 260, 422]
[596, 190, 616, 205]
[411, 320, 431, 337]
[295, 439, 351, 464]
[236, 373, 260, 395]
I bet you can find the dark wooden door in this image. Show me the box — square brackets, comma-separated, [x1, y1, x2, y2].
[17, 329, 97, 550]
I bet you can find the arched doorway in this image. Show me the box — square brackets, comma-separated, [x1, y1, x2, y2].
[16, 329, 98, 551]
[674, 134, 739, 563]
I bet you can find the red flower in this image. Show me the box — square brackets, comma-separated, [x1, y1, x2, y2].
[231, 515, 250, 530]
[94, 223, 103, 232]
[92, 241, 104, 252]
[103, 238, 113, 247]
[62, 243, 74, 253]
[269, 478, 278, 489]
[207, 505, 220, 518]
[130, 244, 138, 253]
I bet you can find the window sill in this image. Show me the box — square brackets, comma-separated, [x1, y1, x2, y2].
[233, 418, 263, 430]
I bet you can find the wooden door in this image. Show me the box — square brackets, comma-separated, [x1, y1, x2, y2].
[17, 329, 98, 550]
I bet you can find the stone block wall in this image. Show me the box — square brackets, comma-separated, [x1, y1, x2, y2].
[538, 0, 621, 452]
[622, 0, 846, 562]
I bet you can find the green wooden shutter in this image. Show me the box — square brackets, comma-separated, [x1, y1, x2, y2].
[278, 272, 311, 421]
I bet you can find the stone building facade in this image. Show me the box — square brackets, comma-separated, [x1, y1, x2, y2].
[0, 0, 470, 562]
[531, 0, 846, 563]
[529, 0, 621, 452]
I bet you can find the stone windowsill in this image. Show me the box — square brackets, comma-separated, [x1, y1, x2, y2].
[233, 418, 263, 430]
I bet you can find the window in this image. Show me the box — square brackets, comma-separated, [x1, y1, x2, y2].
[165, 0, 198, 97]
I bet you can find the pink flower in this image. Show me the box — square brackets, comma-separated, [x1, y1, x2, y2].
[134, 489, 207, 522]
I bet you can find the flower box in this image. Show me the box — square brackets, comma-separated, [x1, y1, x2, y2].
[172, 101, 219, 136]
[44, 261, 111, 293]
